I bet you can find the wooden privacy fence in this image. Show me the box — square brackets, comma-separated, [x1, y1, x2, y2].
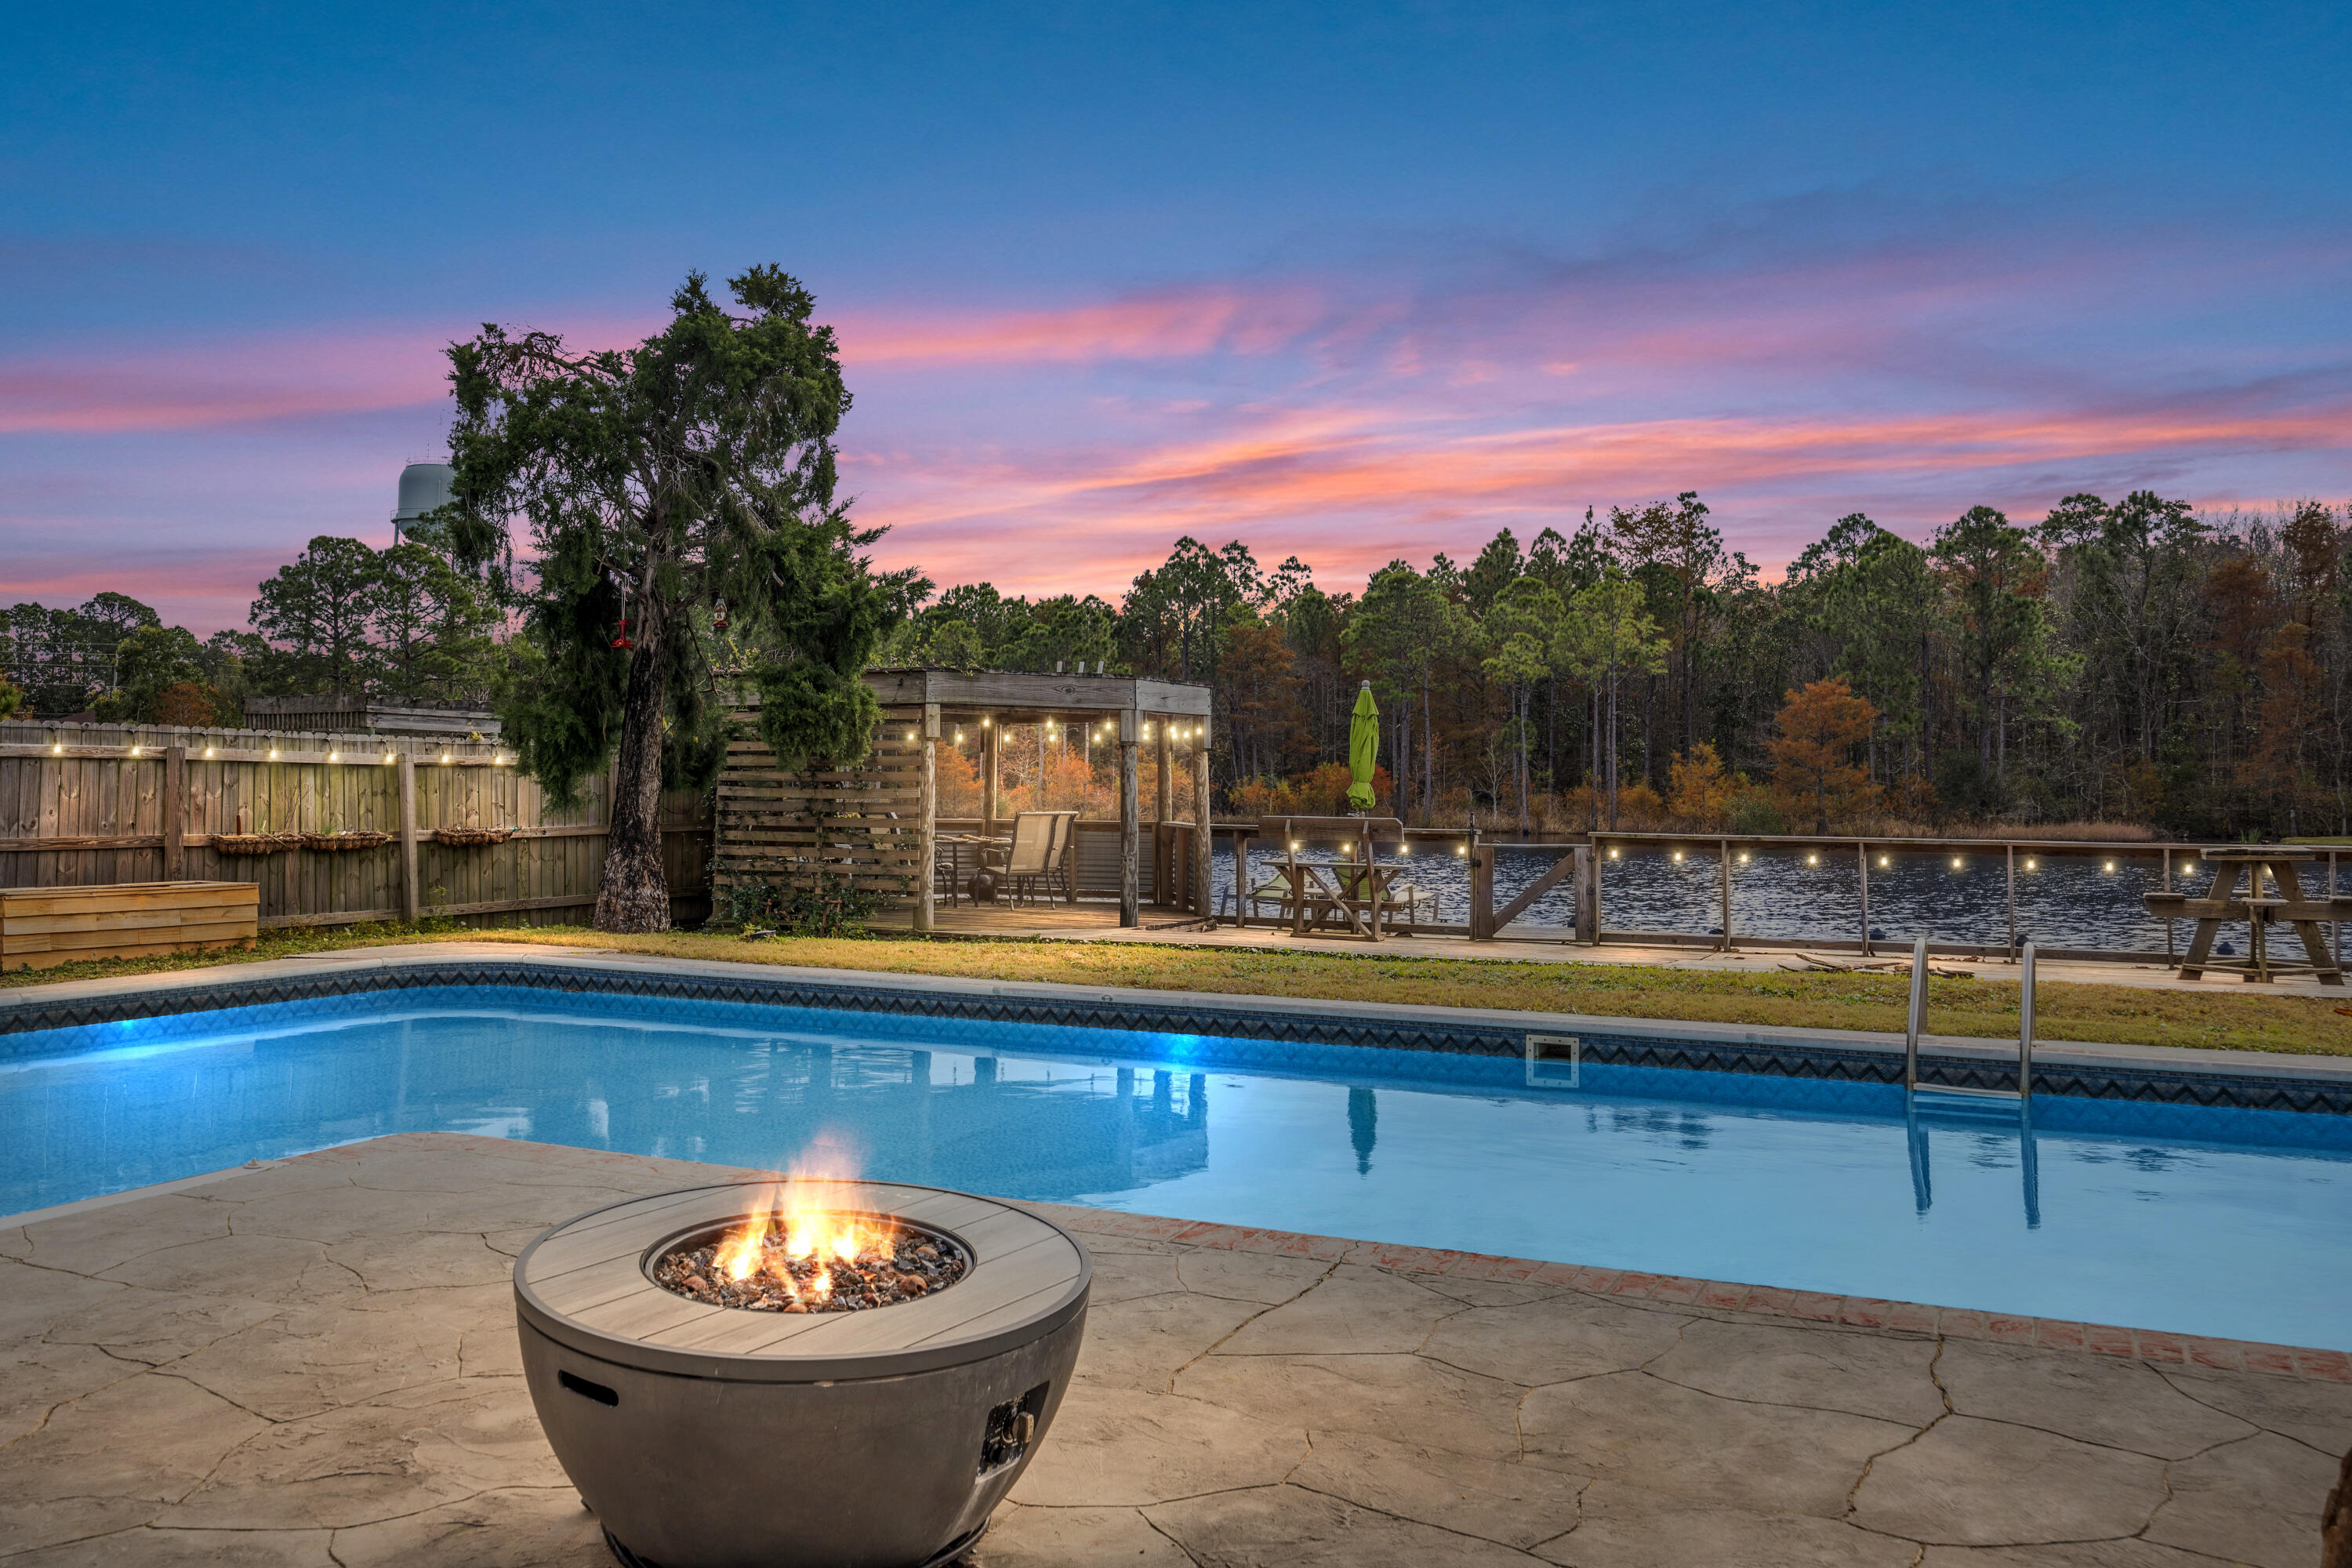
[0, 720, 711, 930]
[712, 702, 929, 916]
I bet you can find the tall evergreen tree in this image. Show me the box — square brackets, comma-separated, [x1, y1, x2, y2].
[445, 267, 916, 932]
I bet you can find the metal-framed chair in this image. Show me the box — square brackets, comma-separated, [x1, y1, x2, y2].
[1003, 811, 1078, 906]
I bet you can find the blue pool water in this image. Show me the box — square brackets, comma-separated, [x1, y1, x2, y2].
[5, 986, 2347, 1348]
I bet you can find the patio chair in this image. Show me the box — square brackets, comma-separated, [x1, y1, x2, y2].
[1002, 811, 1078, 906]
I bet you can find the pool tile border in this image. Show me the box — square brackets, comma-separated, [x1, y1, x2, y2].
[2, 951, 2347, 1114]
[1033, 1202, 2352, 1383]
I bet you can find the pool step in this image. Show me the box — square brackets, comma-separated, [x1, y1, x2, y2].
[1909, 1084, 2026, 1122]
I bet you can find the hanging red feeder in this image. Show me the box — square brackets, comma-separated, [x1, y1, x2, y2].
[612, 618, 634, 650]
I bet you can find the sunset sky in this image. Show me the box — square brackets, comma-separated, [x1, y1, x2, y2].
[5, 2, 2349, 633]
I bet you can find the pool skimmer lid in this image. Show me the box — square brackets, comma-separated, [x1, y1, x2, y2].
[514, 1180, 1090, 1568]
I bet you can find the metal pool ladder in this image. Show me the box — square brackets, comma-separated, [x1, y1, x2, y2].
[1904, 935, 2036, 1105]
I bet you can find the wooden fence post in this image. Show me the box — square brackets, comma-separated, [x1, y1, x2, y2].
[1573, 846, 1596, 943]
[163, 744, 186, 882]
[1469, 826, 1494, 940]
[397, 753, 419, 924]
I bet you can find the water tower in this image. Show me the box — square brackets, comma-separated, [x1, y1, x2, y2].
[390, 461, 456, 546]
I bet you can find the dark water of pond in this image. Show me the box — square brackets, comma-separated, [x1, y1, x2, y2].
[1210, 840, 2352, 954]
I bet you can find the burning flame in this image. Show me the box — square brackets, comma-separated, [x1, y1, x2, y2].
[706, 1134, 895, 1295]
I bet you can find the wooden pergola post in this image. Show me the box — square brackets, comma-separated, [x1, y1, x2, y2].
[916, 702, 938, 933]
[980, 720, 1000, 840]
[1119, 710, 1140, 927]
[1192, 731, 1214, 922]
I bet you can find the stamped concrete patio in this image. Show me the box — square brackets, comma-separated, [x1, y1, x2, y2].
[2, 1132, 2343, 1567]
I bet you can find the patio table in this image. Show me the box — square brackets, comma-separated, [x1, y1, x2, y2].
[935, 833, 1011, 907]
[2147, 847, 2350, 984]
[1262, 855, 1410, 940]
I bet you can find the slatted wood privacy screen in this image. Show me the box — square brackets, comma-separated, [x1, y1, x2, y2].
[0, 721, 711, 930]
[711, 704, 930, 911]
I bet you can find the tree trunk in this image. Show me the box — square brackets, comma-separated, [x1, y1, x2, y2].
[593, 604, 673, 933]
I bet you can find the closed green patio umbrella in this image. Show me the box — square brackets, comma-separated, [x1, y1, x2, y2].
[1347, 681, 1380, 811]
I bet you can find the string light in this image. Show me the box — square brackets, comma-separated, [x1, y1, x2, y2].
[383, 753, 394, 764]
[1806, 854, 1819, 866]
[1671, 850, 1683, 862]
[51, 742, 62, 754]
[1737, 851, 1750, 863]
[2025, 857, 2038, 869]
[1607, 848, 1620, 859]
[205, 747, 216, 758]
[440, 753, 450, 764]
[953, 731, 964, 744]
[128, 745, 140, 757]
[2103, 860, 2116, 873]
[1951, 857, 1964, 870]
[269, 748, 279, 760]
[328, 751, 339, 762]
[1878, 855, 1890, 868]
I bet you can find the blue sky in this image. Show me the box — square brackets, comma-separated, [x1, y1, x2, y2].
[5, 2, 2349, 630]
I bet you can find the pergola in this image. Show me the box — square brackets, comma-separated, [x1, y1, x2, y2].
[714, 668, 1214, 933]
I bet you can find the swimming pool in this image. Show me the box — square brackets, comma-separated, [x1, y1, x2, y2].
[6, 985, 2347, 1349]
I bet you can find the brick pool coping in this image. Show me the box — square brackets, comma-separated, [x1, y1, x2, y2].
[1036, 1201, 2352, 1384]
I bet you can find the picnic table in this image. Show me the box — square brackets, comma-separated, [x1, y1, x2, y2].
[2144, 846, 2350, 984]
[1249, 815, 1417, 941]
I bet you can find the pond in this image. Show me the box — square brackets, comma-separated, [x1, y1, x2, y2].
[1209, 838, 2351, 955]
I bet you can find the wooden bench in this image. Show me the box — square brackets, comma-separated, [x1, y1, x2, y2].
[0, 881, 260, 971]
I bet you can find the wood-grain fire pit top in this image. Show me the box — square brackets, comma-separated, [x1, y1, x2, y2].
[514, 1179, 1088, 1383]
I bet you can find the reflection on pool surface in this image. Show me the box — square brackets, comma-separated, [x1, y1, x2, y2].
[5, 986, 2347, 1348]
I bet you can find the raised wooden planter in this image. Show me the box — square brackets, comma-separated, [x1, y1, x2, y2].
[0, 881, 260, 971]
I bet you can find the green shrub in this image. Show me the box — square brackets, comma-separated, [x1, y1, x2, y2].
[721, 872, 880, 938]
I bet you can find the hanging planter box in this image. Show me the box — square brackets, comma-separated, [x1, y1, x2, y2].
[432, 827, 514, 848]
[301, 831, 393, 852]
[210, 833, 305, 857]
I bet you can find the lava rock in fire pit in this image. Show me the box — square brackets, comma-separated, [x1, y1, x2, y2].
[652, 1219, 971, 1313]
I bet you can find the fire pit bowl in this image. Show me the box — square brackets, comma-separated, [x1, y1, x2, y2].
[514, 1179, 1090, 1568]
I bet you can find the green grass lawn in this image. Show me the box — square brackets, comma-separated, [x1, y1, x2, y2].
[5, 920, 2349, 1058]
